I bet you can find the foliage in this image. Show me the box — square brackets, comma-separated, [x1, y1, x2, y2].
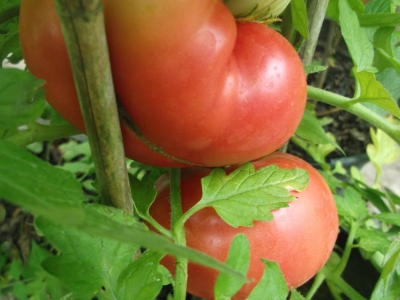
[1, 0, 400, 299]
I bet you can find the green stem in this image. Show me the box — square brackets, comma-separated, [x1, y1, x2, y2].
[308, 85, 400, 144]
[169, 168, 187, 300]
[54, 0, 132, 214]
[5, 122, 80, 147]
[326, 276, 366, 300]
[333, 221, 358, 277]
[305, 272, 326, 300]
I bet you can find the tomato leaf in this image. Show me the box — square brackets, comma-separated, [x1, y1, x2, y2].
[355, 228, 391, 254]
[0, 141, 246, 282]
[247, 259, 288, 300]
[360, 13, 400, 27]
[338, 0, 375, 72]
[291, 0, 308, 39]
[373, 213, 400, 227]
[334, 186, 369, 221]
[304, 63, 327, 75]
[0, 16, 22, 63]
[214, 234, 250, 300]
[0, 0, 20, 24]
[197, 163, 309, 228]
[371, 235, 400, 300]
[116, 250, 164, 300]
[295, 110, 342, 152]
[290, 290, 306, 300]
[0, 68, 46, 129]
[130, 174, 157, 220]
[37, 206, 141, 299]
[350, 70, 400, 118]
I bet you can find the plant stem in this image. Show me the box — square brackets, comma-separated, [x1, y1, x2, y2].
[333, 221, 358, 277]
[169, 168, 188, 300]
[53, 0, 132, 214]
[5, 122, 80, 147]
[299, 0, 330, 66]
[308, 85, 400, 144]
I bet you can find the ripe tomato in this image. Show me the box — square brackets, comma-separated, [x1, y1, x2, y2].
[150, 152, 338, 299]
[19, 0, 307, 167]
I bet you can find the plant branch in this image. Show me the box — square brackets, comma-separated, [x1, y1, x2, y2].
[53, 0, 132, 214]
[299, 0, 330, 66]
[169, 168, 188, 300]
[308, 86, 400, 144]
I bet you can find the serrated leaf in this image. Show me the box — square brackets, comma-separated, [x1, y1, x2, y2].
[351, 70, 400, 117]
[198, 163, 309, 227]
[290, 290, 306, 300]
[0, 69, 46, 129]
[116, 250, 163, 300]
[37, 205, 141, 299]
[291, 0, 308, 39]
[247, 259, 288, 300]
[356, 228, 390, 254]
[339, 0, 375, 72]
[334, 186, 369, 220]
[214, 234, 249, 300]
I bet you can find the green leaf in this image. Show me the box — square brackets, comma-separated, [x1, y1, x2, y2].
[334, 186, 369, 220]
[304, 63, 327, 75]
[360, 13, 400, 27]
[0, 0, 20, 24]
[247, 259, 288, 300]
[351, 70, 400, 117]
[371, 235, 400, 300]
[374, 213, 400, 227]
[38, 205, 141, 299]
[0, 16, 22, 63]
[295, 110, 342, 151]
[366, 126, 400, 177]
[197, 163, 309, 227]
[0, 69, 46, 129]
[0, 141, 86, 224]
[338, 0, 375, 72]
[58, 139, 91, 161]
[130, 174, 157, 221]
[214, 234, 250, 300]
[290, 290, 306, 300]
[0, 141, 245, 282]
[116, 250, 163, 300]
[356, 228, 391, 254]
[291, 0, 308, 39]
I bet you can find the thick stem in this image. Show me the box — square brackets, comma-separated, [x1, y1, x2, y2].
[308, 86, 400, 144]
[169, 168, 188, 300]
[53, 0, 132, 214]
[299, 0, 330, 66]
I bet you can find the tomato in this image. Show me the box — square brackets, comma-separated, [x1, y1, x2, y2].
[19, 0, 307, 167]
[149, 152, 338, 299]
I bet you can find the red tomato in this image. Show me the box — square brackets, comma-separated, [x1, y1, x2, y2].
[150, 152, 339, 299]
[19, 0, 307, 167]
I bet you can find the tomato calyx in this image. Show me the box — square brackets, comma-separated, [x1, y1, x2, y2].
[116, 100, 204, 167]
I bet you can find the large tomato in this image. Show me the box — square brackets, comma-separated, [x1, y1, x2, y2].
[19, 0, 307, 167]
[150, 152, 339, 299]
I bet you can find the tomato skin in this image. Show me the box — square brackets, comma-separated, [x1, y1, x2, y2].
[150, 152, 338, 299]
[19, 0, 307, 167]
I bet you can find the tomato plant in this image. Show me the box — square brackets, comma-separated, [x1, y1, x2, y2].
[19, 0, 307, 167]
[149, 152, 338, 299]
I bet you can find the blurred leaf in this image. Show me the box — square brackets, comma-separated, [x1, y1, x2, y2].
[0, 0, 20, 24]
[197, 163, 309, 227]
[374, 213, 400, 227]
[290, 290, 306, 300]
[247, 259, 288, 300]
[356, 227, 391, 254]
[372, 27, 400, 76]
[0, 16, 21, 63]
[304, 63, 327, 75]
[339, 0, 375, 72]
[116, 250, 164, 300]
[291, 0, 308, 39]
[367, 126, 400, 177]
[335, 186, 369, 220]
[371, 236, 400, 299]
[360, 13, 400, 27]
[58, 139, 91, 161]
[351, 70, 400, 117]
[130, 174, 157, 222]
[0, 69, 46, 129]
[295, 110, 342, 151]
[214, 234, 249, 300]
